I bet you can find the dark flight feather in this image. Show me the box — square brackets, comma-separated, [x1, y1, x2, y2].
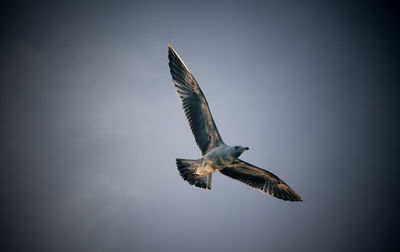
[168, 45, 223, 156]
[220, 159, 303, 201]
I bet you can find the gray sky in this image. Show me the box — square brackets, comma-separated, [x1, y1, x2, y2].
[1, 1, 398, 251]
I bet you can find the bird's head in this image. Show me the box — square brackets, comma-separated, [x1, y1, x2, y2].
[231, 145, 249, 158]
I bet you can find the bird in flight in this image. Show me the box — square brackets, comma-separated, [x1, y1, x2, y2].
[168, 45, 303, 201]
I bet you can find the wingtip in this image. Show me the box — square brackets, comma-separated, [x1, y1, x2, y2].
[293, 194, 304, 202]
[167, 45, 190, 73]
[291, 192, 304, 202]
[168, 44, 174, 52]
[282, 195, 303, 202]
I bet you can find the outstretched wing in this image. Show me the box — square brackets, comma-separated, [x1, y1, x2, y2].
[168, 45, 223, 155]
[220, 159, 303, 201]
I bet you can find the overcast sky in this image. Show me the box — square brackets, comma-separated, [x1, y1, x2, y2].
[1, 1, 399, 251]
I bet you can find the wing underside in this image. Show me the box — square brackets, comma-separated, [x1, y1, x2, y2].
[220, 159, 303, 201]
[168, 45, 222, 155]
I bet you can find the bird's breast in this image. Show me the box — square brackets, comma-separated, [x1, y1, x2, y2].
[195, 149, 235, 176]
[195, 158, 216, 176]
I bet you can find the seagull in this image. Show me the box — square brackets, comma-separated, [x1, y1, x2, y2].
[168, 45, 303, 201]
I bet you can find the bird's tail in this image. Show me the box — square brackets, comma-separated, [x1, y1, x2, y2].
[176, 158, 212, 190]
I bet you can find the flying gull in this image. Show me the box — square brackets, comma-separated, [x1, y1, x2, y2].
[168, 45, 303, 201]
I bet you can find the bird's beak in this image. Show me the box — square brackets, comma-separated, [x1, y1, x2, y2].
[242, 147, 249, 151]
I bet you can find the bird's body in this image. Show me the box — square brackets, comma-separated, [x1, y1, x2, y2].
[168, 44, 303, 202]
[195, 144, 241, 175]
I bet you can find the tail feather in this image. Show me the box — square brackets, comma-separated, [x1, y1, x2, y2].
[176, 158, 212, 190]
